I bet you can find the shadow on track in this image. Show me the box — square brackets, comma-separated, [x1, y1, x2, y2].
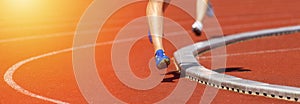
[161, 71, 181, 83]
[213, 67, 251, 73]
[161, 67, 250, 83]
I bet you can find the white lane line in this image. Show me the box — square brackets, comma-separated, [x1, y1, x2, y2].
[2, 32, 152, 103]
[1, 18, 300, 44]
[0, 27, 225, 103]
[0, 30, 96, 44]
[198, 47, 300, 60]
[2, 17, 299, 103]
[0, 23, 74, 32]
[0, 32, 72, 43]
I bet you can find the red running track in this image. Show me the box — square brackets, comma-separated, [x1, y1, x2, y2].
[0, 0, 300, 103]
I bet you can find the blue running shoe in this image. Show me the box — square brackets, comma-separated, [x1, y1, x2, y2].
[155, 49, 170, 69]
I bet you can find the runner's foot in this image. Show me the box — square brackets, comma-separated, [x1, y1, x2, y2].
[192, 21, 203, 36]
[155, 49, 170, 69]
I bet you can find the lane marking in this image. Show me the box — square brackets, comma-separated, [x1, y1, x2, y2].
[1, 17, 299, 103]
[1, 18, 300, 44]
[3, 31, 171, 103]
[0, 32, 73, 43]
[199, 47, 300, 60]
[3, 36, 139, 103]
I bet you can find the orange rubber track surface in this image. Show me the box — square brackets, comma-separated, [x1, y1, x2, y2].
[0, 0, 300, 103]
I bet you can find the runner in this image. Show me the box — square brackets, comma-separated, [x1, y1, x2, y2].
[147, 0, 213, 69]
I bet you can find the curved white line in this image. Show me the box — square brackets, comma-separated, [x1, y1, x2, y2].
[4, 49, 71, 104]
[3, 34, 151, 103]
[199, 47, 300, 59]
[2, 18, 299, 103]
[2, 26, 200, 103]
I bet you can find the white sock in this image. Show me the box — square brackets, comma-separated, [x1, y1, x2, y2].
[192, 21, 203, 30]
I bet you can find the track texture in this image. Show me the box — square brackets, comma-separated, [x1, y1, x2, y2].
[1, 0, 300, 104]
